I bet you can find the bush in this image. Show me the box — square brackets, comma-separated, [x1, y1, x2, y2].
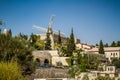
[0, 62, 24, 80]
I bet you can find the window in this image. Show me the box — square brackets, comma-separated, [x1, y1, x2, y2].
[113, 53, 115, 57]
[110, 67, 113, 71]
[105, 74, 109, 77]
[111, 53, 112, 56]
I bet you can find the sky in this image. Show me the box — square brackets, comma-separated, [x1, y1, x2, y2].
[0, 0, 120, 45]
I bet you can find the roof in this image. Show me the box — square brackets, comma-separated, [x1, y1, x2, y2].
[76, 43, 92, 47]
[88, 47, 120, 52]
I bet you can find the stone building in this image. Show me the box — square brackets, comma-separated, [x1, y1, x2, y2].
[32, 50, 68, 67]
[76, 43, 93, 51]
[88, 47, 120, 62]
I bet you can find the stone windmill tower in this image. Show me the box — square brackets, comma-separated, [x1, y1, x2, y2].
[47, 15, 55, 49]
[33, 15, 57, 50]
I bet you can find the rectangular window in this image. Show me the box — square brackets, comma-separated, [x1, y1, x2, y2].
[111, 53, 112, 56]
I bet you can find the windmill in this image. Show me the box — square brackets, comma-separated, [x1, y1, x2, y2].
[32, 15, 66, 37]
[33, 15, 57, 49]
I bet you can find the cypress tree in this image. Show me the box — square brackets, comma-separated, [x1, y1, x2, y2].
[8, 29, 12, 37]
[67, 28, 76, 56]
[0, 29, 1, 34]
[45, 32, 51, 50]
[104, 43, 108, 47]
[99, 40, 104, 54]
[57, 30, 61, 44]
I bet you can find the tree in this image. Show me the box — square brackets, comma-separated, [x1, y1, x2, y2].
[34, 39, 44, 50]
[111, 41, 116, 47]
[96, 43, 98, 46]
[0, 20, 2, 26]
[80, 57, 86, 72]
[19, 33, 28, 40]
[0, 32, 36, 76]
[0, 62, 24, 80]
[117, 41, 120, 47]
[45, 32, 51, 50]
[85, 53, 102, 70]
[104, 43, 108, 47]
[112, 58, 120, 68]
[57, 30, 61, 44]
[66, 28, 76, 56]
[74, 49, 82, 65]
[99, 40, 104, 54]
[29, 33, 38, 45]
[0, 29, 1, 34]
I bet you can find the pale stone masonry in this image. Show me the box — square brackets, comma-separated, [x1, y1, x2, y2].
[88, 47, 120, 62]
[32, 50, 68, 66]
[76, 43, 92, 51]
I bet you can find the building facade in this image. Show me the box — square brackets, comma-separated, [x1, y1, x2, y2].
[88, 47, 120, 62]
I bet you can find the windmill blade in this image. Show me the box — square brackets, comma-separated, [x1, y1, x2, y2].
[53, 29, 66, 37]
[33, 25, 47, 32]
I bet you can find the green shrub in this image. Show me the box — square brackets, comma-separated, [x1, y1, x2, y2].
[56, 61, 62, 67]
[0, 62, 24, 80]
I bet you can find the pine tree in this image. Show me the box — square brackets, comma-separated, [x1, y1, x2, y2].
[0, 29, 1, 34]
[99, 40, 104, 54]
[8, 29, 12, 37]
[57, 30, 61, 44]
[0, 31, 35, 75]
[67, 28, 76, 56]
[117, 41, 120, 47]
[45, 32, 51, 50]
[104, 43, 108, 47]
[111, 41, 116, 47]
[96, 43, 99, 46]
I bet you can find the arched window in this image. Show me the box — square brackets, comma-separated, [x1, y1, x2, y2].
[44, 59, 49, 66]
[36, 58, 40, 63]
[36, 58, 41, 67]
